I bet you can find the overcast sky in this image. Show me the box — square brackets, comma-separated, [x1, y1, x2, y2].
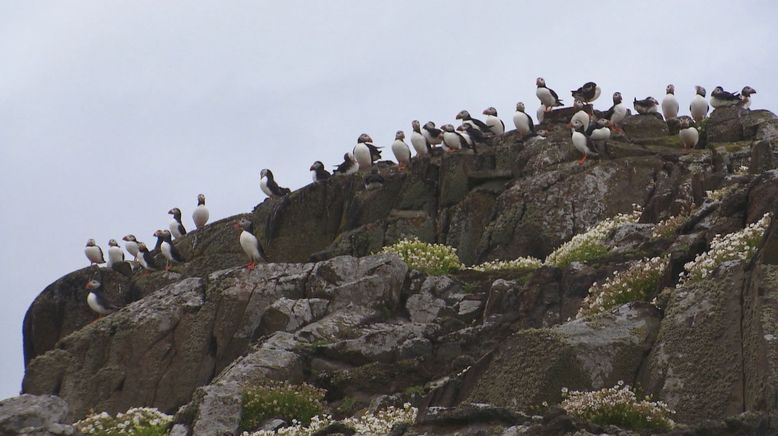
[1, 1, 776, 400]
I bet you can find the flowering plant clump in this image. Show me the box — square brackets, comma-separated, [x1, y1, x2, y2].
[577, 256, 668, 318]
[382, 238, 463, 275]
[243, 403, 418, 436]
[470, 256, 542, 273]
[545, 207, 642, 268]
[560, 381, 675, 431]
[74, 407, 173, 436]
[705, 184, 737, 201]
[652, 206, 693, 239]
[240, 382, 326, 432]
[680, 212, 772, 284]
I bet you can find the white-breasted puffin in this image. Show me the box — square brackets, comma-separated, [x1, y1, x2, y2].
[155, 229, 184, 271]
[570, 119, 597, 166]
[536, 105, 545, 124]
[661, 84, 679, 120]
[85, 239, 105, 266]
[235, 217, 266, 271]
[456, 110, 490, 133]
[740, 86, 757, 109]
[482, 107, 505, 135]
[461, 123, 487, 149]
[364, 167, 385, 191]
[422, 121, 444, 146]
[333, 153, 358, 175]
[441, 124, 468, 152]
[604, 92, 628, 132]
[353, 133, 382, 171]
[192, 194, 209, 230]
[122, 235, 140, 260]
[690, 86, 709, 123]
[168, 207, 187, 239]
[107, 239, 124, 268]
[85, 279, 118, 316]
[571, 98, 590, 131]
[260, 169, 291, 198]
[391, 130, 412, 169]
[536, 77, 563, 112]
[571, 82, 601, 104]
[456, 125, 475, 148]
[710, 86, 741, 109]
[633, 97, 659, 114]
[310, 161, 331, 183]
[410, 120, 431, 157]
[586, 118, 611, 154]
[678, 116, 699, 150]
[513, 102, 536, 138]
[136, 242, 158, 271]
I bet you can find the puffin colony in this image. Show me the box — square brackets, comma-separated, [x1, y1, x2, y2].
[80, 79, 757, 316]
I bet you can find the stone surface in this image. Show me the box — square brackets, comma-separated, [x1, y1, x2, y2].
[0, 395, 73, 435]
[622, 113, 670, 140]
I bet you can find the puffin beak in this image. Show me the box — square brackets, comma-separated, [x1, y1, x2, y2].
[232, 221, 241, 230]
[566, 123, 572, 128]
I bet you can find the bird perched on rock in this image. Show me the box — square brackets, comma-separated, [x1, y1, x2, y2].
[456, 110, 490, 133]
[513, 102, 536, 139]
[310, 161, 331, 183]
[461, 123, 488, 149]
[604, 92, 628, 133]
[740, 86, 757, 109]
[678, 116, 699, 150]
[422, 121, 444, 146]
[482, 107, 505, 135]
[364, 167, 385, 191]
[353, 133, 382, 171]
[107, 239, 124, 268]
[192, 194, 209, 230]
[571, 98, 590, 131]
[586, 118, 611, 155]
[690, 86, 709, 123]
[168, 207, 187, 239]
[570, 119, 597, 166]
[710, 86, 741, 109]
[260, 169, 291, 198]
[85, 279, 119, 316]
[536, 105, 545, 124]
[571, 81, 601, 103]
[154, 229, 184, 271]
[333, 152, 358, 175]
[662, 84, 679, 120]
[536, 77, 563, 112]
[410, 120, 431, 157]
[633, 97, 659, 114]
[136, 242, 158, 271]
[235, 217, 266, 271]
[85, 239, 105, 266]
[391, 130, 412, 169]
[122, 235, 139, 260]
[441, 124, 469, 152]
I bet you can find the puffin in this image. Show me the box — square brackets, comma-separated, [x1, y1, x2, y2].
[586, 118, 611, 154]
[456, 110, 490, 133]
[422, 121, 444, 146]
[260, 169, 291, 198]
[740, 86, 757, 109]
[410, 120, 431, 157]
[482, 107, 505, 135]
[391, 130, 412, 169]
[85, 239, 105, 266]
[106, 239, 124, 268]
[690, 86, 709, 123]
[192, 194, 209, 230]
[136, 242, 159, 271]
[661, 84, 679, 120]
[570, 119, 597, 166]
[461, 123, 487, 148]
[155, 229, 184, 271]
[603, 92, 628, 132]
[710, 86, 741, 108]
[353, 133, 382, 171]
[122, 235, 140, 261]
[235, 217, 266, 271]
[678, 116, 699, 150]
[364, 167, 385, 191]
[168, 207, 187, 239]
[536, 77, 563, 111]
[571, 98, 590, 131]
[333, 152, 358, 175]
[310, 161, 331, 183]
[513, 102, 536, 138]
[536, 105, 545, 124]
[441, 124, 468, 152]
[85, 279, 118, 316]
[633, 97, 660, 114]
[571, 82, 601, 103]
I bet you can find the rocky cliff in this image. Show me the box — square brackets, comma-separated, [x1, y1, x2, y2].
[12, 105, 778, 435]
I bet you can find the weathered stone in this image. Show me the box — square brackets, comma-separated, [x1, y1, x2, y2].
[750, 140, 776, 174]
[259, 298, 329, 333]
[622, 113, 669, 140]
[406, 292, 446, 324]
[0, 395, 72, 436]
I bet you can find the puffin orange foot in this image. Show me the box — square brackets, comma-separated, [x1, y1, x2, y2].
[246, 261, 256, 271]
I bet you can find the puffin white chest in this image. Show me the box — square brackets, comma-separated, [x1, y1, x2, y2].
[571, 111, 590, 131]
[169, 220, 183, 239]
[392, 140, 411, 164]
[679, 127, 699, 148]
[612, 104, 628, 125]
[138, 253, 150, 269]
[87, 292, 112, 315]
[690, 95, 709, 121]
[513, 112, 532, 136]
[571, 131, 590, 154]
[590, 127, 611, 141]
[662, 94, 679, 119]
[125, 241, 139, 259]
[484, 115, 504, 135]
[240, 230, 261, 260]
[161, 241, 175, 261]
[192, 205, 209, 229]
[310, 170, 318, 183]
[107, 246, 124, 267]
[536, 87, 555, 107]
[410, 132, 428, 155]
[443, 132, 462, 150]
[353, 143, 372, 170]
[259, 176, 273, 197]
[85, 246, 103, 264]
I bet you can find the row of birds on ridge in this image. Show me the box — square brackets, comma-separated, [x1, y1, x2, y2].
[81, 78, 758, 317]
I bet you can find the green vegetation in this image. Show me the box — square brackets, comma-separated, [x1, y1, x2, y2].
[74, 407, 173, 436]
[382, 238, 463, 275]
[470, 256, 542, 273]
[240, 382, 326, 432]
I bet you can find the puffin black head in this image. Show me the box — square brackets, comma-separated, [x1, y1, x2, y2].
[741, 86, 757, 96]
[423, 121, 436, 129]
[108, 239, 119, 247]
[649, 97, 659, 106]
[122, 234, 136, 243]
[168, 208, 182, 220]
[570, 119, 586, 133]
[411, 120, 421, 132]
[536, 77, 546, 88]
[85, 279, 101, 290]
[613, 92, 623, 104]
[695, 85, 706, 97]
[138, 242, 150, 253]
[343, 152, 353, 162]
[395, 130, 405, 140]
[666, 84, 675, 95]
[455, 110, 471, 121]
[237, 217, 254, 233]
[441, 124, 455, 133]
[516, 102, 526, 112]
[260, 168, 273, 180]
[482, 107, 498, 116]
[310, 160, 324, 171]
[197, 194, 206, 206]
[86, 239, 97, 247]
[679, 117, 695, 129]
[357, 133, 373, 144]
[574, 98, 584, 110]
[161, 229, 174, 242]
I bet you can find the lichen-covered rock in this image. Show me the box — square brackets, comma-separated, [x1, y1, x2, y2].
[622, 114, 669, 140]
[0, 394, 73, 436]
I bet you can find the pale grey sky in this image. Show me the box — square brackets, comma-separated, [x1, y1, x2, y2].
[1, 1, 776, 399]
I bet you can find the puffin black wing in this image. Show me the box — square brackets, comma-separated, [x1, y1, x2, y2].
[548, 87, 562, 104]
[470, 118, 490, 132]
[455, 132, 475, 153]
[603, 105, 615, 120]
[267, 178, 291, 196]
[94, 291, 120, 311]
[97, 246, 105, 263]
[177, 222, 187, 236]
[526, 113, 536, 132]
[366, 143, 382, 161]
[424, 125, 442, 137]
[169, 243, 184, 262]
